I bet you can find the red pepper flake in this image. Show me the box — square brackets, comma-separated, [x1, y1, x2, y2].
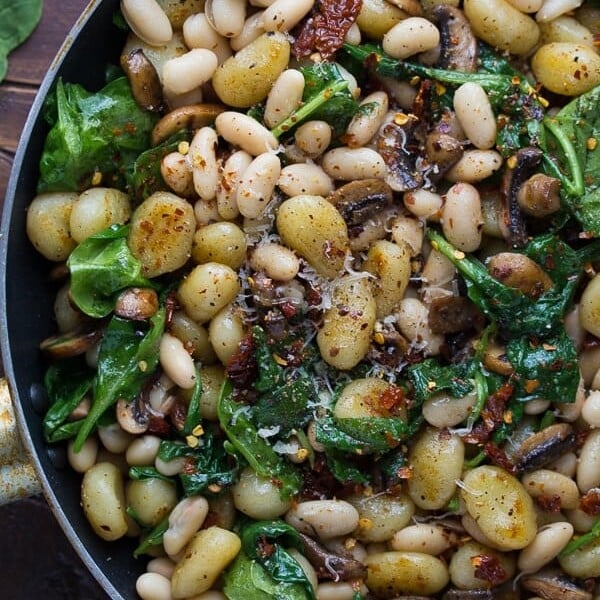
[257, 536, 276, 559]
[471, 554, 507, 585]
[377, 385, 405, 415]
[580, 488, 600, 515]
[536, 494, 563, 513]
[293, 0, 363, 60]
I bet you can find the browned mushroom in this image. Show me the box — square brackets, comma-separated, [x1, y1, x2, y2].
[40, 327, 102, 359]
[521, 569, 592, 600]
[513, 423, 576, 473]
[116, 397, 149, 435]
[120, 48, 163, 112]
[425, 131, 464, 178]
[428, 295, 485, 335]
[517, 173, 561, 217]
[151, 103, 226, 146]
[115, 287, 159, 321]
[429, 5, 478, 72]
[326, 179, 393, 227]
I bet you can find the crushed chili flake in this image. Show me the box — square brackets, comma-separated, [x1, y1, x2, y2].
[471, 554, 507, 585]
[377, 385, 405, 413]
[484, 442, 516, 474]
[293, 0, 363, 60]
[536, 493, 563, 513]
[580, 488, 600, 516]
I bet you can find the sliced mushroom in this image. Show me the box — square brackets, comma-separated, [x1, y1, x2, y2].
[40, 328, 102, 359]
[120, 48, 163, 112]
[429, 5, 478, 72]
[521, 569, 593, 600]
[517, 173, 561, 217]
[326, 179, 393, 228]
[487, 253, 554, 299]
[151, 103, 226, 146]
[298, 532, 367, 581]
[513, 423, 576, 473]
[482, 341, 513, 377]
[425, 131, 464, 179]
[500, 147, 543, 248]
[443, 583, 520, 599]
[115, 287, 159, 321]
[116, 397, 149, 435]
[428, 295, 485, 335]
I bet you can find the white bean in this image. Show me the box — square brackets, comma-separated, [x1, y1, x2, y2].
[453, 82, 497, 150]
[161, 152, 193, 197]
[403, 188, 443, 220]
[126, 435, 161, 466]
[577, 428, 600, 493]
[182, 14, 232, 64]
[236, 152, 281, 218]
[67, 437, 98, 473]
[506, 0, 543, 10]
[547, 451, 578, 478]
[188, 127, 219, 202]
[294, 121, 332, 158]
[442, 182, 483, 252]
[582, 390, 600, 427]
[422, 388, 478, 428]
[208, 304, 246, 366]
[216, 150, 252, 219]
[397, 298, 444, 356]
[536, 0, 583, 22]
[522, 469, 580, 509]
[344, 22, 361, 45]
[205, 0, 246, 37]
[136, 572, 173, 600]
[159, 333, 197, 390]
[382, 17, 440, 59]
[344, 91, 389, 148]
[278, 162, 334, 197]
[321, 147, 386, 180]
[163, 496, 209, 557]
[445, 150, 503, 183]
[155, 455, 186, 477]
[215, 111, 278, 156]
[98, 423, 133, 454]
[162, 49, 218, 96]
[264, 69, 305, 128]
[121, 0, 173, 46]
[250, 243, 300, 281]
[261, 0, 315, 32]
[317, 582, 366, 600]
[230, 11, 265, 52]
[390, 523, 461, 554]
[147, 557, 176, 580]
[390, 217, 423, 256]
[518, 522, 574, 573]
[449, 540, 515, 589]
[285, 500, 359, 541]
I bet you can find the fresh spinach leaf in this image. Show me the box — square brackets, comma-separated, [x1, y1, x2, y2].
[183, 366, 202, 436]
[38, 76, 158, 193]
[559, 517, 600, 557]
[252, 326, 282, 392]
[67, 224, 154, 318]
[407, 358, 474, 403]
[325, 450, 370, 485]
[128, 466, 175, 484]
[270, 62, 359, 139]
[217, 381, 302, 500]
[73, 307, 166, 451]
[133, 515, 169, 558]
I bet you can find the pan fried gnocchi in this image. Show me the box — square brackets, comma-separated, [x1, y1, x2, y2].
[26, 0, 600, 598]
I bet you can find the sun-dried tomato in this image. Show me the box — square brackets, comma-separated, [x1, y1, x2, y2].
[147, 414, 171, 437]
[377, 385, 405, 415]
[226, 332, 257, 389]
[580, 488, 600, 515]
[483, 442, 516, 474]
[471, 554, 507, 586]
[293, 0, 363, 60]
[536, 494, 563, 513]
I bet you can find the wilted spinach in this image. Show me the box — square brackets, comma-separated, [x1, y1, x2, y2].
[133, 515, 169, 558]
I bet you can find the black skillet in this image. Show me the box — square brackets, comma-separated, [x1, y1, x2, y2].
[1, 1, 142, 597]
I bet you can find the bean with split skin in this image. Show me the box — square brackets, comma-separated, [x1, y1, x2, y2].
[216, 150, 252, 219]
[204, 0, 246, 38]
[163, 496, 209, 557]
[236, 152, 281, 218]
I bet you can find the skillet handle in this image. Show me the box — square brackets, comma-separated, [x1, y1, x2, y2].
[0, 378, 42, 505]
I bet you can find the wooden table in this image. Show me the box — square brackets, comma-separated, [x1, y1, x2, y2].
[0, 2, 108, 597]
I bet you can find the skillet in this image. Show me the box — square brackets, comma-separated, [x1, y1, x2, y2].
[0, 0, 142, 597]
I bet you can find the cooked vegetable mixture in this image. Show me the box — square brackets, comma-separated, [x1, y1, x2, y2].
[26, 0, 600, 598]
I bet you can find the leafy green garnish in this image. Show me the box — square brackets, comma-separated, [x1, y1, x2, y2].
[73, 307, 166, 452]
[128, 466, 175, 484]
[38, 76, 158, 193]
[407, 358, 474, 403]
[183, 366, 202, 436]
[67, 224, 154, 318]
[133, 515, 169, 558]
[559, 517, 600, 557]
[0, 1, 42, 82]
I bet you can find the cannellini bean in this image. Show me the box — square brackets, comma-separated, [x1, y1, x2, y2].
[522, 469, 580, 509]
[208, 304, 246, 366]
[121, 0, 173, 46]
[518, 522, 573, 573]
[344, 92, 389, 148]
[178, 262, 240, 324]
[188, 127, 219, 202]
[407, 427, 464, 510]
[192, 222, 247, 270]
[422, 388, 478, 428]
[453, 83, 497, 150]
[215, 111, 278, 156]
[285, 500, 359, 541]
[236, 152, 281, 218]
[159, 332, 197, 390]
[317, 277, 376, 370]
[161, 152, 193, 197]
[147, 557, 176, 579]
[559, 535, 600, 578]
[321, 147, 387, 180]
[67, 437, 98, 473]
[81, 462, 129, 541]
[136, 572, 173, 600]
[365, 551, 449, 597]
[582, 390, 600, 427]
[230, 10, 265, 52]
[547, 451, 578, 478]
[344, 22, 361, 45]
[461, 465, 537, 550]
[170, 311, 216, 364]
[250, 243, 300, 281]
[277, 195, 349, 278]
[579, 274, 600, 338]
[182, 14, 232, 64]
[445, 149, 503, 183]
[390, 217, 423, 256]
[403, 188, 443, 220]
[463, 0, 540, 55]
[162, 49, 218, 96]
[98, 423, 134, 454]
[449, 540, 515, 589]
[506, 0, 543, 10]
[171, 527, 241, 598]
[264, 69, 305, 128]
[278, 163, 334, 197]
[127, 477, 178, 527]
[294, 121, 332, 158]
[261, 0, 315, 32]
[317, 582, 367, 600]
[233, 466, 292, 519]
[531, 43, 600, 95]
[390, 523, 461, 554]
[193, 198, 219, 227]
[577, 428, 600, 492]
[155, 455, 186, 477]
[441, 183, 483, 252]
[216, 150, 252, 219]
[163, 496, 209, 557]
[382, 17, 440, 59]
[205, 0, 246, 37]
[397, 298, 444, 356]
[536, 0, 583, 22]
[212, 32, 290, 107]
[126, 435, 161, 466]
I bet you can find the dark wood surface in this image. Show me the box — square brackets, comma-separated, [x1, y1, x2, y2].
[0, 2, 109, 598]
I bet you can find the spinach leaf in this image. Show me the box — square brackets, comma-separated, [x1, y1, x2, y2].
[38, 76, 158, 193]
[252, 326, 282, 392]
[270, 62, 359, 139]
[73, 307, 166, 451]
[407, 358, 474, 403]
[559, 517, 600, 557]
[128, 466, 175, 484]
[133, 515, 169, 558]
[223, 551, 311, 600]
[0, 1, 42, 82]
[217, 381, 302, 500]
[541, 84, 600, 235]
[67, 224, 154, 318]
[240, 521, 316, 600]
[42, 360, 94, 443]
[183, 366, 202, 436]
[325, 450, 370, 485]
